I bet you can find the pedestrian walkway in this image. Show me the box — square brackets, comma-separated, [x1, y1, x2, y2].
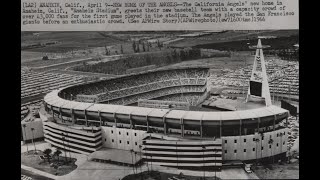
[21, 164, 56, 179]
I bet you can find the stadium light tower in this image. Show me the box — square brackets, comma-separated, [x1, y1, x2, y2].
[246, 38, 272, 106]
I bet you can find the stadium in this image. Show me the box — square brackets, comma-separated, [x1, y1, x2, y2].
[39, 40, 290, 172]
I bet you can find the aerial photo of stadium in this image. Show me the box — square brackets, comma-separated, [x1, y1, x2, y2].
[21, 30, 299, 180]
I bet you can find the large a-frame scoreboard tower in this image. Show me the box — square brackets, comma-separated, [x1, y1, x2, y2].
[246, 38, 272, 106]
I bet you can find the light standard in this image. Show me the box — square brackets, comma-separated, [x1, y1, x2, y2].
[22, 124, 29, 153]
[130, 149, 136, 175]
[66, 131, 72, 163]
[144, 141, 150, 174]
[255, 138, 260, 165]
[280, 132, 283, 154]
[213, 148, 217, 180]
[61, 133, 67, 164]
[138, 145, 143, 175]
[150, 155, 153, 172]
[176, 141, 178, 169]
[202, 146, 206, 180]
[134, 151, 139, 175]
[30, 128, 37, 154]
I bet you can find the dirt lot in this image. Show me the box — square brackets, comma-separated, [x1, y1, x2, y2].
[253, 161, 299, 179]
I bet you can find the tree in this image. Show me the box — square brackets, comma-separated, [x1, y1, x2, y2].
[120, 45, 124, 54]
[54, 149, 62, 163]
[105, 45, 109, 55]
[132, 41, 136, 53]
[158, 39, 162, 50]
[142, 42, 146, 52]
[42, 55, 49, 60]
[43, 148, 52, 163]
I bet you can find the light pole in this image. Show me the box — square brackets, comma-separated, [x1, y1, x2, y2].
[255, 138, 260, 165]
[22, 124, 29, 153]
[142, 141, 149, 174]
[130, 149, 136, 175]
[134, 151, 139, 175]
[138, 145, 143, 175]
[66, 131, 72, 163]
[61, 133, 67, 164]
[150, 155, 153, 172]
[202, 146, 206, 180]
[176, 141, 178, 169]
[280, 133, 283, 160]
[213, 148, 216, 180]
[31, 128, 37, 154]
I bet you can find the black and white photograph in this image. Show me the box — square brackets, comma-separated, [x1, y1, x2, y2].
[21, 0, 299, 179]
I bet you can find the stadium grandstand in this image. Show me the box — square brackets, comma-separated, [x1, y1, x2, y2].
[28, 39, 292, 173]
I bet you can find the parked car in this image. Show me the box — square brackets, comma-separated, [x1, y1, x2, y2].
[244, 163, 253, 173]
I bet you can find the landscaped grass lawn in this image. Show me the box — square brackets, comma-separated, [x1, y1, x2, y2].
[21, 150, 77, 176]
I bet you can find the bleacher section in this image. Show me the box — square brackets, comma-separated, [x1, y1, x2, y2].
[62, 68, 209, 106]
[211, 60, 299, 96]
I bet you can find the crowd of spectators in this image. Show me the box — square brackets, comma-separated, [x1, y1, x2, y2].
[106, 86, 207, 106]
[210, 59, 299, 96]
[63, 68, 209, 102]
[155, 93, 207, 106]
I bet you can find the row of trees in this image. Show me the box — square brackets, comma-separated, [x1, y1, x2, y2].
[133, 39, 164, 53]
[43, 148, 62, 164]
[22, 124, 71, 165]
[105, 45, 124, 56]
